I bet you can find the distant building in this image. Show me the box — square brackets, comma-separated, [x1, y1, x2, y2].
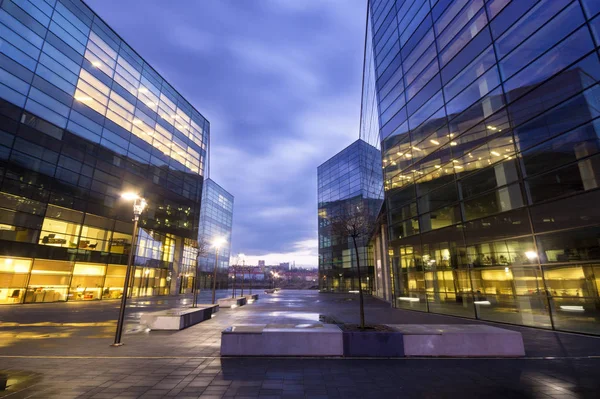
[197, 179, 234, 289]
[258, 260, 265, 268]
[317, 139, 384, 292]
[279, 262, 290, 271]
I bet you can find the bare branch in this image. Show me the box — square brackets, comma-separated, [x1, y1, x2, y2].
[328, 201, 377, 242]
[197, 237, 209, 257]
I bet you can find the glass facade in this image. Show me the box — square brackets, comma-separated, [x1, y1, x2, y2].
[198, 178, 233, 289]
[368, 0, 600, 334]
[0, 0, 208, 303]
[318, 139, 384, 292]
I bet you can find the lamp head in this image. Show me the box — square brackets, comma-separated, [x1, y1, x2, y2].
[121, 192, 140, 201]
[212, 237, 226, 249]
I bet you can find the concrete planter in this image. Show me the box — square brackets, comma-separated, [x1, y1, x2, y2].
[389, 324, 525, 357]
[218, 297, 247, 308]
[140, 304, 219, 331]
[264, 289, 275, 294]
[221, 323, 343, 356]
[342, 329, 404, 357]
[244, 294, 259, 302]
[219, 323, 524, 358]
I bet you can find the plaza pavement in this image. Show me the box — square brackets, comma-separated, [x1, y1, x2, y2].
[1, 289, 599, 398]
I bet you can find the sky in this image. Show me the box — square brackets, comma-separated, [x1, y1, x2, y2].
[87, 0, 367, 268]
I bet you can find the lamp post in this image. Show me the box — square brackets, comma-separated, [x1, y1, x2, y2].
[211, 237, 225, 304]
[239, 253, 246, 297]
[112, 193, 146, 347]
[231, 271, 236, 299]
[192, 249, 200, 308]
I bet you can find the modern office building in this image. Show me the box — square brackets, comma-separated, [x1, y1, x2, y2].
[318, 139, 384, 292]
[197, 178, 233, 290]
[366, 0, 600, 334]
[0, 0, 209, 303]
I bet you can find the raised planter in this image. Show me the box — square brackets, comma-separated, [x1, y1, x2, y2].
[264, 289, 275, 294]
[218, 296, 247, 308]
[221, 323, 343, 356]
[219, 323, 524, 358]
[389, 324, 525, 357]
[342, 326, 404, 357]
[140, 305, 219, 331]
[244, 294, 259, 302]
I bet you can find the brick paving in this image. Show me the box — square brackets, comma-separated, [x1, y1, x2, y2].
[1, 290, 600, 398]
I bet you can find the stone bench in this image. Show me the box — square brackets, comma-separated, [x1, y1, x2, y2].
[217, 297, 247, 308]
[140, 305, 219, 331]
[244, 294, 259, 302]
[388, 324, 525, 357]
[221, 323, 343, 356]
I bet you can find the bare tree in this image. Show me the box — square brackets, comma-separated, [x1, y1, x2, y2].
[193, 238, 209, 308]
[329, 201, 376, 329]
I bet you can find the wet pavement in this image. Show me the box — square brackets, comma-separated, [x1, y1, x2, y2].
[1, 289, 600, 398]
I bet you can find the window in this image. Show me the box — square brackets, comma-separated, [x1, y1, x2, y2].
[537, 226, 600, 263]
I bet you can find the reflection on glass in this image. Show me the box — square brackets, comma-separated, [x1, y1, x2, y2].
[470, 266, 551, 327]
[544, 264, 600, 334]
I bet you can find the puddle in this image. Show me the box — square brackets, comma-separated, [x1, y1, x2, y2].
[263, 311, 321, 321]
[0, 371, 42, 393]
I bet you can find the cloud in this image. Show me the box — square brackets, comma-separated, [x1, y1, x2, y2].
[85, 0, 367, 268]
[168, 25, 216, 54]
[241, 239, 319, 268]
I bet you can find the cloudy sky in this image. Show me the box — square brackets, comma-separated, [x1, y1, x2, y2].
[87, 0, 367, 268]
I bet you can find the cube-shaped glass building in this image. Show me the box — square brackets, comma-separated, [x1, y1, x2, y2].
[318, 139, 383, 292]
[0, 0, 208, 303]
[197, 178, 234, 290]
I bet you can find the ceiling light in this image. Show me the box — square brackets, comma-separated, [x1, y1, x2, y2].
[491, 151, 500, 156]
[487, 125, 497, 130]
[430, 139, 439, 145]
[450, 141, 457, 146]
[405, 153, 412, 158]
[412, 146, 422, 151]
[525, 251, 538, 260]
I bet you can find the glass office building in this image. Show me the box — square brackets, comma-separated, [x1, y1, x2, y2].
[368, 0, 600, 334]
[197, 178, 233, 290]
[0, 0, 208, 303]
[318, 139, 384, 292]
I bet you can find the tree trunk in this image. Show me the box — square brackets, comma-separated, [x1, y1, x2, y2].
[352, 235, 366, 329]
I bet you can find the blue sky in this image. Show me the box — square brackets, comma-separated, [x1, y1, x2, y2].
[87, 0, 367, 268]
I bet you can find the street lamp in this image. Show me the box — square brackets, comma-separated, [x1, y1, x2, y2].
[112, 192, 146, 347]
[211, 237, 225, 304]
[239, 253, 246, 296]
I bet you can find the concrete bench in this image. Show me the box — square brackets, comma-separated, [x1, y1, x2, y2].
[221, 323, 343, 356]
[218, 297, 247, 308]
[388, 324, 525, 357]
[264, 289, 275, 294]
[140, 305, 219, 331]
[244, 294, 259, 302]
